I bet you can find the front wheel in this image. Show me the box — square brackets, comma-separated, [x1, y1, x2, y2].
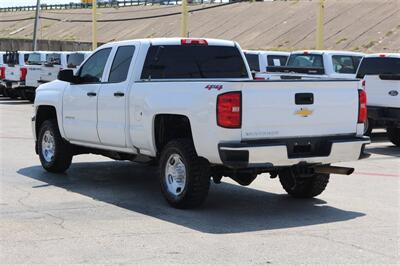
[159, 139, 211, 209]
[279, 168, 330, 198]
[387, 127, 400, 146]
[38, 119, 73, 173]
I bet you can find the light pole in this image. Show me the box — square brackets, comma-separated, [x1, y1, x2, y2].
[316, 0, 325, 49]
[181, 0, 188, 37]
[92, 0, 98, 50]
[32, 0, 40, 51]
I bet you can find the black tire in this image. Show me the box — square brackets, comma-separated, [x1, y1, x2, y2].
[38, 119, 73, 173]
[387, 127, 400, 147]
[279, 168, 330, 198]
[159, 139, 210, 209]
[364, 118, 374, 136]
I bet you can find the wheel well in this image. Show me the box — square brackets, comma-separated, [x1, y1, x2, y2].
[35, 105, 57, 136]
[154, 114, 193, 155]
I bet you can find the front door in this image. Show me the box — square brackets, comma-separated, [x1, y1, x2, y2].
[63, 48, 112, 144]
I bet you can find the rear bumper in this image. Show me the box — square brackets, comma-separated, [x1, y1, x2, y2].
[368, 106, 400, 127]
[3, 80, 24, 89]
[219, 136, 370, 169]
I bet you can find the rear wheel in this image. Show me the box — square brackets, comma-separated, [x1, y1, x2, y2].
[387, 127, 400, 147]
[279, 168, 330, 198]
[38, 119, 73, 173]
[159, 139, 210, 209]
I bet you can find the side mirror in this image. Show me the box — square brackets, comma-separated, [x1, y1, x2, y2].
[57, 69, 75, 83]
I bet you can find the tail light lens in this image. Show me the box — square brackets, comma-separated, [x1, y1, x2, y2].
[20, 67, 27, 81]
[0, 67, 5, 79]
[181, 39, 208, 45]
[254, 77, 265, 80]
[217, 92, 241, 128]
[358, 89, 367, 123]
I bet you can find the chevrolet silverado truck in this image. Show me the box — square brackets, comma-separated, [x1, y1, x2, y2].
[32, 38, 370, 209]
[356, 53, 400, 144]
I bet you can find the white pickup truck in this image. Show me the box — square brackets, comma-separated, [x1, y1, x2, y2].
[356, 53, 400, 145]
[243, 50, 289, 73]
[38, 51, 91, 84]
[256, 50, 364, 80]
[0, 52, 5, 95]
[32, 38, 370, 209]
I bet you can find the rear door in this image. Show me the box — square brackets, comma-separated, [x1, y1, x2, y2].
[63, 48, 112, 143]
[97, 44, 137, 147]
[240, 80, 359, 139]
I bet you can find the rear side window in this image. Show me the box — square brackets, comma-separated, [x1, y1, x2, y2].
[287, 54, 324, 68]
[46, 53, 61, 65]
[67, 53, 85, 68]
[245, 54, 260, 72]
[141, 45, 248, 79]
[267, 55, 288, 67]
[332, 55, 362, 74]
[108, 46, 135, 83]
[356, 57, 400, 79]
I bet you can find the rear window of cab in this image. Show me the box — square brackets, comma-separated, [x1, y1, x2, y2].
[287, 54, 323, 68]
[356, 57, 400, 79]
[141, 45, 248, 79]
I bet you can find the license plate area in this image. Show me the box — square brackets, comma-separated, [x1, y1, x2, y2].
[288, 139, 332, 158]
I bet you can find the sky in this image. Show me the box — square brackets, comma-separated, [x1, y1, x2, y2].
[0, 0, 81, 8]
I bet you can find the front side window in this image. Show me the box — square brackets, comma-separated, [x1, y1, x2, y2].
[108, 46, 135, 83]
[356, 57, 400, 79]
[287, 54, 324, 68]
[26, 53, 42, 65]
[141, 45, 248, 79]
[244, 54, 260, 72]
[78, 48, 111, 83]
[267, 55, 288, 67]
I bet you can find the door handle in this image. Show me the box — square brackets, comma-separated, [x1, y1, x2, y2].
[87, 92, 97, 97]
[114, 92, 125, 97]
[295, 93, 314, 105]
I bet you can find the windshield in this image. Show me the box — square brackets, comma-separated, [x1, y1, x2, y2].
[46, 53, 61, 65]
[26, 53, 42, 65]
[67, 53, 85, 68]
[287, 54, 324, 68]
[356, 57, 400, 79]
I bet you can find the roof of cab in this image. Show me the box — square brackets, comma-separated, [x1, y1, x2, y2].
[100, 37, 237, 48]
[290, 50, 365, 56]
[364, 53, 400, 58]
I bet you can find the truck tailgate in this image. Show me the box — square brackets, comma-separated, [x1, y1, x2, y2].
[40, 65, 61, 83]
[241, 80, 359, 140]
[5, 66, 20, 82]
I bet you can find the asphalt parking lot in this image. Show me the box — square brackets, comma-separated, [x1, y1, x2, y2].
[0, 97, 399, 264]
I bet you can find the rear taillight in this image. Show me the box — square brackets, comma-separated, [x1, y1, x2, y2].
[0, 67, 5, 79]
[181, 39, 208, 45]
[217, 92, 241, 128]
[20, 67, 27, 81]
[254, 77, 265, 80]
[358, 89, 367, 123]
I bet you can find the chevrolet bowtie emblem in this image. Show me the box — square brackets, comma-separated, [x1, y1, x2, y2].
[295, 108, 313, 117]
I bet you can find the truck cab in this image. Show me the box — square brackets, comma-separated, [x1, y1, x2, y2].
[356, 53, 400, 145]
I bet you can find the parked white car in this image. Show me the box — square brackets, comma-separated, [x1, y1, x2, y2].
[32, 38, 369, 208]
[38, 51, 91, 84]
[243, 50, 289, 73]
[356, 53, 400, 145]
[257, 50, 364, 80]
